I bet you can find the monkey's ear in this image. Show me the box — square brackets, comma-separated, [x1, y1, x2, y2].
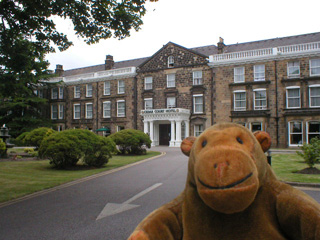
[180, 136, 196, 156]
[253, 131, 271, 153]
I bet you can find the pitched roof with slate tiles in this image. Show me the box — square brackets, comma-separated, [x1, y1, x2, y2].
[60, 32, 320, 77]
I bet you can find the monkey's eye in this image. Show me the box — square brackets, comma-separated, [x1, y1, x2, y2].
[236, 137, 243, 144]
[202, 140, 207, 148]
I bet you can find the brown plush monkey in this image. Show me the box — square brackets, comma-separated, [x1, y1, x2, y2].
[128, 123, 320, 240]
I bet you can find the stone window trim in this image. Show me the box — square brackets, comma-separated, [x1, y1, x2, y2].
[309, 84, 320, 108]
[253, 88, 267, 110]
[193, 94, 204, 114]
[310, 58, 320, 77]
[288, 121, 303, 147]
[287, 61, 300, 78]
[233, 90, 246, 111]
[85, 103, 93, 119]
[104, 81, 111, 96]
[286, 86, 301, 109]
[103, 101, 111, 118]
[73, 103, 81, 120]
[254, 64, 265, 82]
[117, 100, 126, 117]
[86, 84, 93, 98]
[234, 66, 245, 83]
[144, 76, 153, 90]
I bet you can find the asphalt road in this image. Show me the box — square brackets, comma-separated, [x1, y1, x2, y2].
[0, 147, 319, 240]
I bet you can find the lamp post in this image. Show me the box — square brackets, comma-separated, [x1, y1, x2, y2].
[0, 124, 14, 158]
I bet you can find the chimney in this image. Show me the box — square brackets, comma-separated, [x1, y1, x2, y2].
[217, 37, 225, 54]
[55, 64, 64, 76]
[105, 55, 114, 70]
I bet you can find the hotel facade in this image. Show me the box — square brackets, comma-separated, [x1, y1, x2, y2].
[46, 32, 320, 148]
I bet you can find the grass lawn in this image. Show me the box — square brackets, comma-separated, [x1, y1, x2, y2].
[0, 151, 161, 203]
[271, 153, 320, 184]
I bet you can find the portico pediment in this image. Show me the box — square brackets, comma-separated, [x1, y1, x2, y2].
[141, 108, 190, 121]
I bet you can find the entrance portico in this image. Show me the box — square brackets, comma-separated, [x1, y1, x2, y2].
[141, 108, 190, 147]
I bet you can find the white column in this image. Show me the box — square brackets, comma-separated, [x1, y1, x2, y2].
[185, 120, 190, 138]
[150, 121, 155, 146]
[175, 120, 182, 146]
[143, 121, 148, 134]
[170, 120, 175, 147]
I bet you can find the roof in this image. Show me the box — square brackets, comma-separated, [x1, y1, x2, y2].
[60, 32, 320, 76]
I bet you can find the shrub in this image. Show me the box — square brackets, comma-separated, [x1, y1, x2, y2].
[0, 139, 6, 157]
[109, 129, 151, 155]
[297, 137, 320, 168]
[24, 148, 35, 154]
[39, 129, 116, 169]
[24, 127, 56, 149]
[14, 131, 29, 146]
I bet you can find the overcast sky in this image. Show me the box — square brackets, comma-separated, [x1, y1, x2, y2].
[46, 0, 320, 71]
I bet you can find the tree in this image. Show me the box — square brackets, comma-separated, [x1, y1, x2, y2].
[297, 137, 320, 169]
[0, 0, 158, 137]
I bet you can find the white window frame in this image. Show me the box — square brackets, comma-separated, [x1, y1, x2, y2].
[144, 98, 153, 110]
[51, 105, 58, 119]
[51, 87, 58, 99]
[167, 97, 176, 108]
[309, 84, 320, 108]
[117, 100, 125, 117]
[117, 126, 125, 132]
[193, 71, 203, 85]
[58, 104, 64, 119]
[104, 81, 110, 95]
[85, 103, 93, 119]
[73, 104, 81, 119]
[253, 88, 267, 110]
[193, 94, 204, 114]
[234, 90, 246, 111]
[168, 56, 174, 68]
[287, 61, 300, 78]
[254, 64, 265, 81]
[86, 84, 93, 97]
[103, 101, 111, 118]
[234, 67, 245, 83]
[118, 80, 125, 94]
[74, 86, 80, 98]
[144, 77, 153, 90]
[288, 121, 303, 146]
[59, 87, 64, 99]
[310, 59, 320, 76]
[194, 124, 204, 137]
[286, 86, 301, 109]
[167, 74, 175, 88]
[306, 121, 320, 144]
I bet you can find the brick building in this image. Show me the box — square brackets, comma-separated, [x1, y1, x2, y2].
[47, 32, 320, 148]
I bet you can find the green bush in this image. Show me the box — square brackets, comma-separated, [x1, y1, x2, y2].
[24, 127, 56, 149]
[24, 148, 35, 154]
[109, 129, 151, 155]
[297, 137, 320, 168]
[39, 129, 116, 169]
[0, 139, 6, 157]
[14, 131, 29, 146]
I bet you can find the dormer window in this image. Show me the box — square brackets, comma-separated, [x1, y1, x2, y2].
[168, 56, 174, 68]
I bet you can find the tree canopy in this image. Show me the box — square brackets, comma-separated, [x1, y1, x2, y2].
[0, 0, 157, 137]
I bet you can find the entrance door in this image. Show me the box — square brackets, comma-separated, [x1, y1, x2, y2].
[159, 124, 171, 146]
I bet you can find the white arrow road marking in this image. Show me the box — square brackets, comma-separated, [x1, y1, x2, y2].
[96, 183, 162, 220]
